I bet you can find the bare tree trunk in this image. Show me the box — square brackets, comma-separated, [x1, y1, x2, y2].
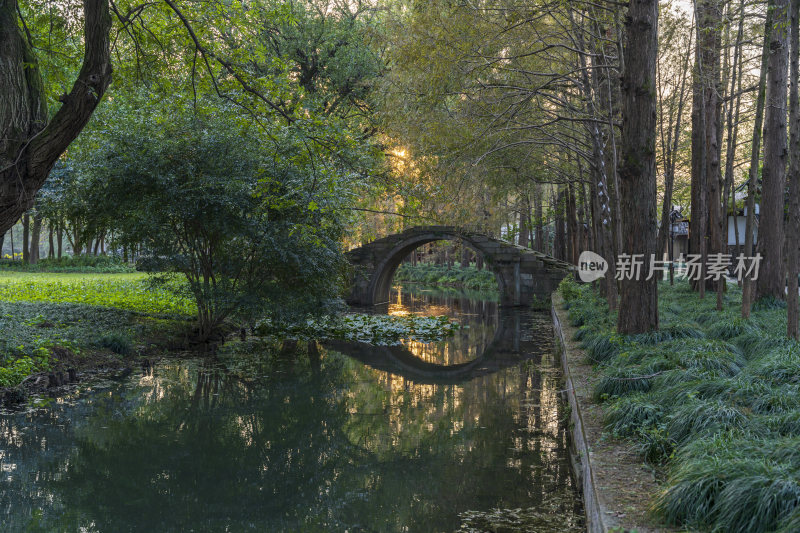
[48, 225, 54, 258]
[535, 184, 544, 253]
[742, 6, 772, 318]
[572, 10, 618, 310]
[554, 188, 566, 261]
[460, 245, 470, 268]
[617, 0, 659, 334]
[567, 181, 579, 264]
[701, 0, 724, 309]
[656, 20, 692, 265]
[787, 0, 800, 338]
[519, 196, 530, 248]
[57, 223, 63, 258]
[22, 213, 29, 264]
[29, 212, 42, 264]
[756, 0, 790, 302]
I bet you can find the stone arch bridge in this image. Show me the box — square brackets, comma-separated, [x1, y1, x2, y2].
[345, 226, 575, 307]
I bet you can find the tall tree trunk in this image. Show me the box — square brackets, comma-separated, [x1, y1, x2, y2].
[0, 0, 112, 233]
[572, 10, 618, 310]
[787, 0, 800, 338]
[29, 212, 41, 264]
[742, 6, 772, 318]
[701, 0, 724, 308]
[22, 213, 29, 263]
[756, 0, 790, 302]
[554, 189, 566, 261]
[57, 223, 63, 258]
[518, 196, 530, 248]
[567, 181, 579, 264]
[690, 0, 723, 297]
[48, 225, 54, 258]
[535, 185, 544, 253]
[617, 0, 659, 334]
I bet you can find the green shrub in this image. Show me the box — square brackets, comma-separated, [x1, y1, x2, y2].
[564, 280, 800, 532]
[0, 255, 135, 273]
[558, 276, 583, 302]
[583, 332, 624, 363]
[96, 333, 134, 356]
[0, 357, 40, 387]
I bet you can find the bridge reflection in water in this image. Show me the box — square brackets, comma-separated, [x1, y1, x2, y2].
[327, 284, 554, 384]
[324, 283, 582, 531]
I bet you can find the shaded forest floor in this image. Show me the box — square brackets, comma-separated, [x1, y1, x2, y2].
[0, 272, 194, 399]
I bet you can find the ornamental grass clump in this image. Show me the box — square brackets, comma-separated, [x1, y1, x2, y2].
[657, 435, 800, 533]
[560, 280, 800, 532]
[603, 393, 664, 436]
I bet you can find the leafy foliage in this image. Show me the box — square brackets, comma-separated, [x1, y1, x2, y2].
[393, 262, 498, 291]
[70, 99, 370, 338]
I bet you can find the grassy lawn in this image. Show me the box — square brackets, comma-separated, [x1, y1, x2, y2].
[0, 271, 195, 316]
[560, 279, 800, 533]
[0, 272, 193, 389]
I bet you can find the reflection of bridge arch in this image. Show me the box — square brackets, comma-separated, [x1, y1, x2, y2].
[346, 226, 573, 307]
[325, 311, 538, 384]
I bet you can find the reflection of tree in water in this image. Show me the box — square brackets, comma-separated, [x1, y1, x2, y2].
[3, 287, 581, 532]
[9, 341, 579, 532]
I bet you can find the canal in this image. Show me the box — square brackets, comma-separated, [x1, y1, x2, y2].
[1, 284, 582, 532]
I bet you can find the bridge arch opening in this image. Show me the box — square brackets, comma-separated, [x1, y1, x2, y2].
[368, 235, 505, 306]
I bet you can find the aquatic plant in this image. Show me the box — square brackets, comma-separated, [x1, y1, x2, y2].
[256, 313, 461, 345]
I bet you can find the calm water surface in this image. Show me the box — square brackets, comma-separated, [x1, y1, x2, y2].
[0, 284, 582, 532]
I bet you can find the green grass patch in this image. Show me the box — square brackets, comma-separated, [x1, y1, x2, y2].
[0, 272, 195, 389]
[0, 271, 194, 316]
[559, 277, 800, 532]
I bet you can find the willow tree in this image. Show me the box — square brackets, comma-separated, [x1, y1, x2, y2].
[0, 0, 112, 234]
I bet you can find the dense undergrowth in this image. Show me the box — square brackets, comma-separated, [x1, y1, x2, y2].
[393, 262, 498, 291]
[0, 255, 135, 273]
[0, 301, 185, 388]
[560, 278, 800, 533]
[0, 272, 194, 388]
